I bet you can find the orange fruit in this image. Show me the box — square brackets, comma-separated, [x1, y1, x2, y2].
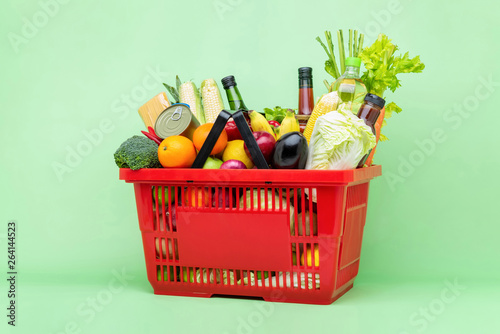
[183, 187, 211, 207]
[158, 136, 197, 168]
[192, 123, 228, 155]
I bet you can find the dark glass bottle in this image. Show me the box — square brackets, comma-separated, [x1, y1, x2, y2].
[221, 75, 248, 110]
[356, 93, 385, 168]
[298, 67, 314, 115]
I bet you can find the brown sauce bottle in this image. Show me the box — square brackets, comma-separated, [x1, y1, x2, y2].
[356, 93, 385, 168]
[298, 67, 314, 115]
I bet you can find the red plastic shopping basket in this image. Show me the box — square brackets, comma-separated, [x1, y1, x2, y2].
[119, 165, 381, 305]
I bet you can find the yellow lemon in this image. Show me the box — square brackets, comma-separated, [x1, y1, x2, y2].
[222, 140, 254, 169]
[300, 245, 319, 267]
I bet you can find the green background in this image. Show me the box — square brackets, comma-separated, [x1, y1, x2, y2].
[1, 0, 499, 333]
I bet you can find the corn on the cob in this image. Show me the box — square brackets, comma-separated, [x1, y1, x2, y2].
[201, 79, 225, 123]
[303, 91, 339, 143]
[179, 81, 205, 124]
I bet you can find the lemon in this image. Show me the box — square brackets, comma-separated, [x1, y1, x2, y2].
[222, 140, 254, 169]
[300, 245, 319, 267]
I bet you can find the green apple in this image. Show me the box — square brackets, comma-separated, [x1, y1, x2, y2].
[152, 186, 175, 204]
[183, 268, 195, 283]
[256, 271, 269, 280]
[203, 157, 223, 169]
[157, 266, 175, 281]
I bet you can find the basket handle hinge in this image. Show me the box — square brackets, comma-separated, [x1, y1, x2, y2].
[191, 109, 268, 169]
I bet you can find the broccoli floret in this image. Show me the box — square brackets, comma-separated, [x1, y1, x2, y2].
[114, 135, 162, 170]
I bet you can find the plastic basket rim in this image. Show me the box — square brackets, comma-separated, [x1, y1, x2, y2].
[119, 165, 381, 185]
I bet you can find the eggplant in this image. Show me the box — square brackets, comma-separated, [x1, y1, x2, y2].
[271, 132, 308, 169]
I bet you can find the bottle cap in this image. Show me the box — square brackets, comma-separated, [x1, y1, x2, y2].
[345, 57, 362, 68]
[221, 75, 236, 89]
[364, 93, 386, 108]
[298, 67, 313, 79]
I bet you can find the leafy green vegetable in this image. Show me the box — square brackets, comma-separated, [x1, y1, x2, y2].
[316, 29, 365, 91]
[306, 105, 376, 170]
[353, 30, 358, 56]
[358, 34, 364, 57]
[359, 34, 425, 140]
[264, 106, 294, 123]
[316, 31, 339, 80]
[163, 76, 181, 103]
[359, 34, 425, 103]
[175, 75, 182, 93]
[337, 30, 346, 74]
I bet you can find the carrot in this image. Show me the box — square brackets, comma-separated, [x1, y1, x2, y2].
[365, 107, 385, 166]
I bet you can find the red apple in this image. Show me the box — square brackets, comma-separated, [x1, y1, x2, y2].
[244, 131, 276, 164]
[225, 121, 242, 141]
[225, 120, 253, 141]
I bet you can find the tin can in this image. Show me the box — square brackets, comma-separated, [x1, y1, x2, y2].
[154, 103, 200, 140]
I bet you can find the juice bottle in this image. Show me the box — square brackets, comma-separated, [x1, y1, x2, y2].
[331, 57, 367, 113]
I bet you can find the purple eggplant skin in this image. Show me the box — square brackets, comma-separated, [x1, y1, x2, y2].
[271, 132, 309, 169]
